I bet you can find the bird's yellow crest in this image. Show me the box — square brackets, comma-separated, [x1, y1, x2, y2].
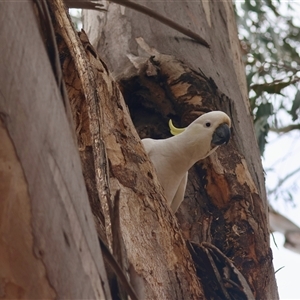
[169, 119, 186, 136]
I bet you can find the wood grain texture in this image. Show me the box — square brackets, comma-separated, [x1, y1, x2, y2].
[0, 1, 109, 299]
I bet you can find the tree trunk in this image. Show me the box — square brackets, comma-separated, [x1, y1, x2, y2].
[0, 2, 110, 299]
[83, 1, 279, 299]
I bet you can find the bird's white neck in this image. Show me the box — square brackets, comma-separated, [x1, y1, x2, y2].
[162, 132, 216, 173]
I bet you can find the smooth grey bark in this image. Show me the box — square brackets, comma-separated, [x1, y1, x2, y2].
[0, 2, 110, 298]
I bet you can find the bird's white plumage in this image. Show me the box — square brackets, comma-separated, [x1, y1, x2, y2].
[142, 111, 231, 212]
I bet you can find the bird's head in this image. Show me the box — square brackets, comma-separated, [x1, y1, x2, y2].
[169, 111, 231, 158]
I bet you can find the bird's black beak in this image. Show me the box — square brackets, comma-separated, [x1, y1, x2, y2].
[212, 123, 231, 145]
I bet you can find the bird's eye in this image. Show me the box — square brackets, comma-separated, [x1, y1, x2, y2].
[205, 122, 211, 127]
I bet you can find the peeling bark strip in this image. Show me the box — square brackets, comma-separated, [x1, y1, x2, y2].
[47, 0, 109, 244]
[188, 242, 254, 300]
[115, 39, 277, 299]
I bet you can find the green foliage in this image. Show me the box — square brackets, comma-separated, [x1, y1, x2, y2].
[235, 0, 300, 154]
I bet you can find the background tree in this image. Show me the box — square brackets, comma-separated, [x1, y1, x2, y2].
[235, 0, 300, 153]
[235, 0, 300, 253]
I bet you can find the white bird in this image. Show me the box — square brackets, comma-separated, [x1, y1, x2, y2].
[142, 111, 231, 212]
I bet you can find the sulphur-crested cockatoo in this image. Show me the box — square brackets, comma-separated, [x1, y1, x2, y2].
[142, 111, 231, 212]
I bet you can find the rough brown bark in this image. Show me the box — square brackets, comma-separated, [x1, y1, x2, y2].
[0, 1, 109, 299]
[83, 1, 279, 299]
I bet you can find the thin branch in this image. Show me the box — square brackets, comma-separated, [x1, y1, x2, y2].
[271, 232, 278, 249]
[65, 1, 106, 11]
[269, 124, 300, 133]
[267, 62, 300, 73]
[250, 77, 300, 92]
[275, 266, 285, 274]
[65, 0, 210, 47]
[268, 166, 300, 195]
